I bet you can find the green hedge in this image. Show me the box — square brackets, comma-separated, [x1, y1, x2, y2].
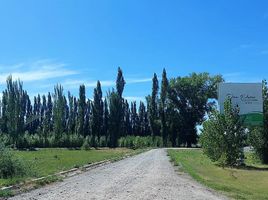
[118, 136, 163, 149]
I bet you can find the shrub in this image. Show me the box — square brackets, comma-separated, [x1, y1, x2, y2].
[0, 134, 10, 146]
[118, 135, 163, 149]
[69, 134, 84, 148]
[153, 136, 163, 147]
[81, 137, 91, 150]
[133, 136, 143, 149]
[248, 80, 268, 164]
[0, 143, 29, 178]
[248, 127, 268, 164]
[99, 136, 107, 147]
[118, 137, 125, 148]
[200, 98, 246, 167]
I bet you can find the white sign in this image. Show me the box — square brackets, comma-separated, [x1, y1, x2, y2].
[218, 83, 263, 126]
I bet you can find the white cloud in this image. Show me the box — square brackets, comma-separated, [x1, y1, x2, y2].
[62, 77, 152, 89]
[61, 80, 114, 89]
[0, 60, 152, 98]
[0, 63, 25, 70]
[0, 60, 78, 84]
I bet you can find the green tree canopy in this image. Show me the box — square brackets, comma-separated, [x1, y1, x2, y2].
[168, 72, 223, 146]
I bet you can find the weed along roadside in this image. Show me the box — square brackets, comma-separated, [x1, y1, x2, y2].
[168, 149, 268, 200]
[0, 148, 148, 198]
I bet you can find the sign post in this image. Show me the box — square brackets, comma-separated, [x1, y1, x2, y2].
[218, 83, 263, 126]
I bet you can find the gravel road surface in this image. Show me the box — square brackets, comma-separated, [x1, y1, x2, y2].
[9, 149, 227, 200]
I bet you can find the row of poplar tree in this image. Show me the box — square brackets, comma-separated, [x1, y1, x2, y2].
[0, 68, 222, 148]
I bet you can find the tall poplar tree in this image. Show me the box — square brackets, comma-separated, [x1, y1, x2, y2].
[67, 92, 75, 134]
[84, 99, 91, 136]
[47, 92, 53, 133]
[160, 69, 169, 146]
[124, 100, 131, 136]
[4, 76, 27, 145]
[77, 85, 86, 136]
[92, 81, 103, 146]
[138, 101, 146, 136]
[53, 84, 65, 140]
[103, 98, 109, 143]
[107, 90, 121, 147]
[117, 67, 125, 137]
[41, 95, 47, 137]
[116, 67, 125, 98]
[131, 102, 138, 135]
[147, 73, 160, 137]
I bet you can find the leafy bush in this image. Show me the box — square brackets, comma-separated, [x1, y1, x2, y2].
[153, 136, 163, 147]
[99, 136, 107, 147]
[200, 98, 246, 167]
[16, 132, 45, 149]
[1, 132, 163, 149]
[118, 136, 163, 149]
[248, 80, 268, 164]
[0, 143, 29, 178]
[68, 134, 84, 148]
[248, 127, 268, 164]
[0, 134, 10, 146]
[81, 137, 91, 150]
[0, 133, 89, 149]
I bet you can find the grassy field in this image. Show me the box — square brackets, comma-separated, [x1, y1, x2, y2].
[168, 149, 268, 200]
[0, 148, 139, 187]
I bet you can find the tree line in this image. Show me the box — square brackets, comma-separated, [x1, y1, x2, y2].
[0, 68, 222, 148]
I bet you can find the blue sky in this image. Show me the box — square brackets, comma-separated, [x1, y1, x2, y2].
[0, 0, 268, 101]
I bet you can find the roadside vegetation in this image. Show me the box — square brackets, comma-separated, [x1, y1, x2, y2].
[118, 136, 163, 149]
[200, 80, 268, 166]
[248, 80, 268, 164]
[199, 98, 246, 167]
[0, 143, 30, 180]
[169, 80, 268, 199]
[168, 149, 268, 200]
[0, 147, 137, 188]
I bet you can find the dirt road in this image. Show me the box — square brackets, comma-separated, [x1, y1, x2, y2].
[9, 149, 227, 200]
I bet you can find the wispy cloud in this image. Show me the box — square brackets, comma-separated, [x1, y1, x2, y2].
[0, 60, 152, 99]
[0, 63, 25, 70]
[62, 80, 114, 89]
[0, 59, 78, 84]
[61, 77, 152, 89]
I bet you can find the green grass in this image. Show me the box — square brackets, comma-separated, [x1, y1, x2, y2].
[0, 189, 14, 197]
[0, 148, 138, 187]
[168, 149, 268, 200]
